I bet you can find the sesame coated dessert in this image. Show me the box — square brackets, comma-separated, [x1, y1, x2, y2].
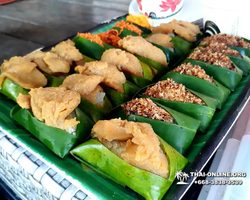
[144, 79, 206, 105]
[196, 42, 241, 57]
[172, 63, 215, 85]
[188, 50, 237, 72]
[121, 98, 174, 123]
[200, 33, 250, 49]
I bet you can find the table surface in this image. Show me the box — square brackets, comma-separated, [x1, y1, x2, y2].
[0, 0, 131, 64]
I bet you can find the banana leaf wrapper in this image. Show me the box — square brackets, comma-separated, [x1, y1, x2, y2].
[228, 55, 250, 75]
[45, 72, 113, 123]
[161, 72, 231, 109]
[112, 27, 139, 38]
[109, 105, 200, 154]
[139, 95, 215, 133]
[73, 37, 156, 87]
[73, 36, 113, 60]
[183, 59, 243, 91]
[71, 138, 188, 200]
[103, 81, 140, 107]
[78, 97, 113, 123]
[230, 46, 250, 58]
[131, 23, 152, 35]
[0, 78, 29, 102]
[10, 106, 94, 158]
[170, 36, 193, 56]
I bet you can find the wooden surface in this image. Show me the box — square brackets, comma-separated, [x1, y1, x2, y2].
[0, 0, 131, 63]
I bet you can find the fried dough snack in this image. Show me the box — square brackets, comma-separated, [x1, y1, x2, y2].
[0, 56, 47, 89]
[92, 119, 169, 178]
[75, 61, 126, 93]
[17, 87, 81, 133]
[101, 49, 143, 77]
[152, 19, 201, 42]
[118, 36, 168, 67]
[145, 33, 174, 49]
[61, 74, 105, 108]
[26, 39, 82, 74]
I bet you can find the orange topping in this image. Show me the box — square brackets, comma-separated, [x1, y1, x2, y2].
[97, 30, 121, 47]
[77, 33, 104, 47]
[114, 20, 142, 36]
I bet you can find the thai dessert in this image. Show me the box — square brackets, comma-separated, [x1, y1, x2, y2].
[152, 19, 202, 42]
[101, 49, 143, 77]
[145, 33, 174, 49]
[126, 14, 152, 29]
[121, 98, 174, 123]
[188, 50, 237, 72]
[0, 56, 47, 89]
[75, 61, 126, 93]
[118, 35, 168, 67]
[200, 33, 250, 48]
[26, 39, 82, 74]
[91, 118, 169, 178]
[172, 63, 216, 84]
[60, 74, 105, 108]
[17, 87, 81, 134]
[196, 42, 241, 57]
[144, 79, 206, 105]
[97, 30, 121, 47]
[77, 33, 104, 47]
[114, 20, 143, 36]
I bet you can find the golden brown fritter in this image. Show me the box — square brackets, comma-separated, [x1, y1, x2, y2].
[152, 19, 201, 42]
[101, 49, 143, 77]
[118, 35, 168, 67]
[144, 79, 206, 105]
[0, 56, 47, 89]
[61, 74, 105, 107]
[43, 52, 71, 73]
[26, 51, 53, 74]
[75, 61, 126, 93]
[146, 33, 174, 49]
[51, 39, 82, 63]
[92, 119, 169, 178]
[17, 87, 81, 133]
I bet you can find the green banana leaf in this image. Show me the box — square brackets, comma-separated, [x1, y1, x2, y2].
[82, 54, 95, 62]
[183, 59, 243, 91]
[44, 71, 114, 123]
[11, 106, 94, 158]
[141, 61, 155, 80]
[136, 55, 168, 80]
[44, 73, 64, 87]
[0, 78, 29, 102]
[112, 27, 139, 38]
[171, 37, 192, 55]
[131, 23, 152, 35]
[109, 108, 199, 154]
[125, 73, 152, 88]
[228, 55, 250, 75]
[230, 46, 250, 58]
[103, 81, 140, 107]
[73, 36, 107, 60]
[78, 96, 113, 123]
[161, 72, 231, 109]
[151, 43, 180, 67]
[71, 138, 188, 200]
[140, 95, 215, 132]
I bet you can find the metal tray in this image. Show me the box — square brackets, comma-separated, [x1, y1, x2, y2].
[0, 15, 250, 200]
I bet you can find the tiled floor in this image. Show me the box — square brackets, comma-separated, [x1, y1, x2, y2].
[0, 0, 131, 63]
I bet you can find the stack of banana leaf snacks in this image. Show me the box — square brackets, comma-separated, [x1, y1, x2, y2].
[2, 14, 250, 200]
[0, 39, 116, 158]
